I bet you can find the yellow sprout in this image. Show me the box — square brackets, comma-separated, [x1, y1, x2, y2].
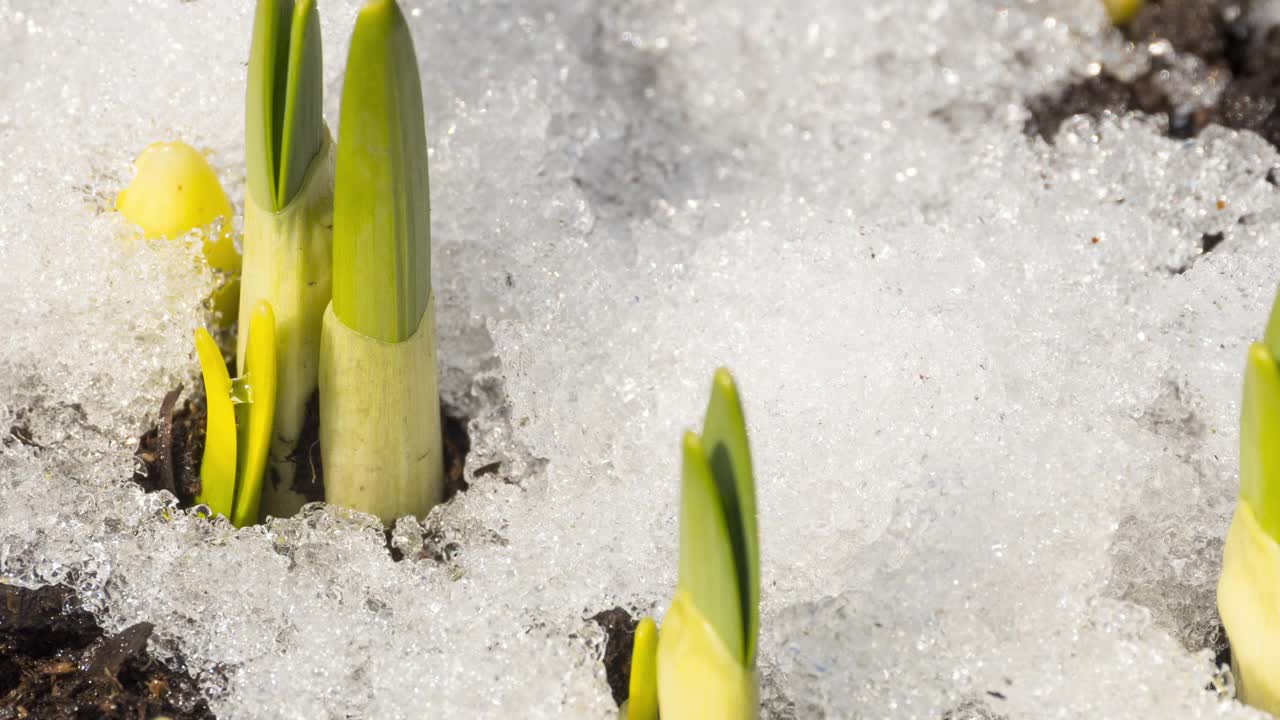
[656, 591, 757, 720]
[193, 301, 278, 527]
[1103, 0, 1144, 25]
[117, 141, 240, 273]
[624, 617, 659, 720]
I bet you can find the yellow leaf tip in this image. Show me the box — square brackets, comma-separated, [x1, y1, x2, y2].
[635, 615, 657, 644]
[253, 299, 277, 325]
[1250, 341, 1275, 368]
[711, 367, 742, 403]
[682, 430, 703, 455]
[713, 366, 736, 387]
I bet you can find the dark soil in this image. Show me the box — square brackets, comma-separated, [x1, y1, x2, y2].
[440, 411, 472, 502]
[132, 386, 205, 507]
[281, 392, 325, 504]
[1209, 621, 1232, 691]
[1025, 0, 1280, 150]
[590, 607, 639, 707]
[1214, 624, 1231, 667]
[132, 386, 473, 520]
[0, 584, 214, 720]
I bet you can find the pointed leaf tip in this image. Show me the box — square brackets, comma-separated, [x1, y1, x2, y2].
[231, 301, 278, 527]
[247, 0, 325, 211]
[712, 367, 736, 395]
[1263, 288, 1280, 362]
[626, 617, 659, 720]
[195, 328, 236, 520]
[1241, 342, 1280, 544]
[276, 0, 324, 208]
[333, 0, 432, 342]
[702, 368, 759, 666]
[678, 430, 746, 665]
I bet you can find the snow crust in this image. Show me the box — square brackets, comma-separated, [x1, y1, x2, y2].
[3, 0, 1280, 717]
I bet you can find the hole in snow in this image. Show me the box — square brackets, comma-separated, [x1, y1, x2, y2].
[589, 606, 639, 707]
[129, 385, 475, 523]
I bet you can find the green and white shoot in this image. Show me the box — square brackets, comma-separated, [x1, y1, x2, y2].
[1218, 288, 1280, 714]
[240, 0, 334, 520]
[195, 301, 278, 528]
[626, 369, 760, 720]
[319, 0, 443, 525]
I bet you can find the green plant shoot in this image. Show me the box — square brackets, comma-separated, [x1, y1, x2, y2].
[195, 301, 278, 528]
[240, 0, 334, 520]
[1219, 287, 1280, 714]
[622, 617, 659, 720]
[246, 0, 325, 214]
[319, 0, 443, 525]
[641, 368, 759, 719]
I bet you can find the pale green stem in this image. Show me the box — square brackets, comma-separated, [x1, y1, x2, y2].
[238, 129, 334, 520]
[318, 297, 443, 525]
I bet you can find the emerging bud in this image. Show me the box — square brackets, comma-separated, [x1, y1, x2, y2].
[117, 141, 239, 273]
[194, 301, 278, 528]
[1102, 0, 1144, 25]
[1219, 291, 1280, 713]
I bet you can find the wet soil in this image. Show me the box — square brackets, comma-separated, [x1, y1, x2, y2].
[0, 584, 214, 720]
[1211, 622, 1233, 692]
[1025, 0, 1280, 150]
[440, 410, 472, 503]
[132, 386, 205, 506]
[281, 392, 325, 504]
[590, 606, 640, 707]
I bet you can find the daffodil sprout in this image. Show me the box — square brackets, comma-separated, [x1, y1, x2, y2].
[116, 141, 241, 323]
[621, 617, 659, 720]
[1219, 289, 1280, 714]
[240, 0, 334, 519]
[194, 301, 277, 528]
[626, 369, 760, 720]
[319, 0, 443, 525]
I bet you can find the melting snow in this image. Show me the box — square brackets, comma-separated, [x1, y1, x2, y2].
[2, 0, 1278, 717]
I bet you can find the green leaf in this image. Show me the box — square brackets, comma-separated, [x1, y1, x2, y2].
[1241, 342, 1280, 543]
[626, 616, 659, 720]
[701, 367, 759, 666]
[677, 430, 745, 665]
[332, 0, 432, 343]
[1263, 289, 1280, 362]
[277, 0, 324, 209]
[231, 301, 278, 527]
[194, 328, 236, 519]
[247, 0, 325, 212]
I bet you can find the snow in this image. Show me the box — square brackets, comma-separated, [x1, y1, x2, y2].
[2, 0, 1279, 717]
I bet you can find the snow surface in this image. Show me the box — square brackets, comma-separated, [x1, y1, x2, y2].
[2, 0, 1279, 717]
